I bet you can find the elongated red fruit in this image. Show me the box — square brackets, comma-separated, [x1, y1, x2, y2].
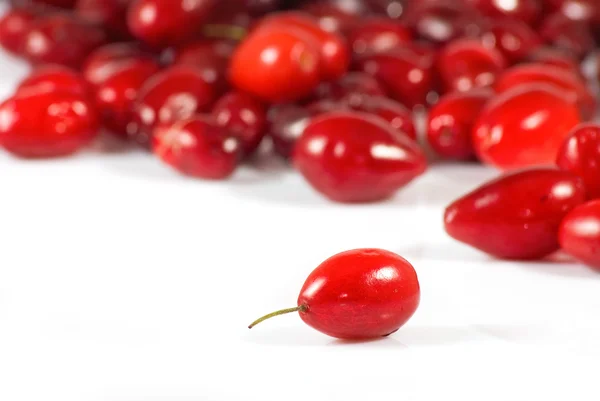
[248, 248, 420, 339]
[229, 27, 321, 103]
[473, 84, 581, 170]
[444, 168, 586, 260]
[0, 89, 99, 158]
[255, 11, 350, 81]
[293, 111, 427, 203]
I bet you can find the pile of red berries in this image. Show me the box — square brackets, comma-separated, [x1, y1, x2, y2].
[1, 0, 600, 270]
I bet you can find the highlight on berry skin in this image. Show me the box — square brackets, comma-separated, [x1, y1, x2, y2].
[248, 249, 420, 340]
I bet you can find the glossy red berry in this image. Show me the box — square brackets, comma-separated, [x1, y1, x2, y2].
[130, 65, 216, 147]
[293, 111, 427, 203]
[347, 17, 412, 58]
[22, 14, 106, 68]
[152, 116, 241, 180]
[249, 248, 420, 340]
[16, 64, 90, 98]
[211, 91, 267, 156]
[82, 42, 155, 86]
[481, 18, 542, 63]
[445, 168, 586, 260]
[466, 0, 542, 25]
[494, 63, 595, 120]
[172, 39, 236, 96]
[229, 27, 321, 103]
[256, 12, 350, 81]
[95, 59, 160, 137]
[540, 13, 594, 59]
[427, 89, 492, 160]
[127, 0, 216, 47]
[0, 89, 99, 158]
[346, 96, 416, 141]
[437, 38, 506, 93]
[556, 124, 600, 200]
[473, 84, 581, 170]
[559, 200, 600, 269]
[0, 7, 36, 54]
[354, 47, 435, 109]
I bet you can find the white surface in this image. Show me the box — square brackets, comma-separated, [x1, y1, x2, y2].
[1, 52, 600, 401]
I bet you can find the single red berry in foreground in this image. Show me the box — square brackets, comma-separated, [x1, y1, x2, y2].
[16, 64, 91, 98]
[229, 27, 321, 103]
[130, 65, 216, 147]
[556, 124, 600, 200]
[0, 7, 36, 54]
[559, 200, 600, 270]
[248, 248, 420, 340]
[427, 89, 493, 160]
[293, 111, 427, 203]
[436, 38, 506, 93]
[0, 89, 99, 158]
[152, 116, 241, 180]
[212, 91, 267, 156]
[445, 168, 586, 260]
[473, 84, 581, 170]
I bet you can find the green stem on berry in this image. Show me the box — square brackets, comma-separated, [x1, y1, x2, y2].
[248, 304, 308, 329]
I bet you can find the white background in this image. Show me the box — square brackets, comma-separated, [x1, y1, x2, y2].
[2, 11, 600, 401]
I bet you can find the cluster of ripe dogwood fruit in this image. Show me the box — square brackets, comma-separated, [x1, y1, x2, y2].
[2, 0, 600, 339]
